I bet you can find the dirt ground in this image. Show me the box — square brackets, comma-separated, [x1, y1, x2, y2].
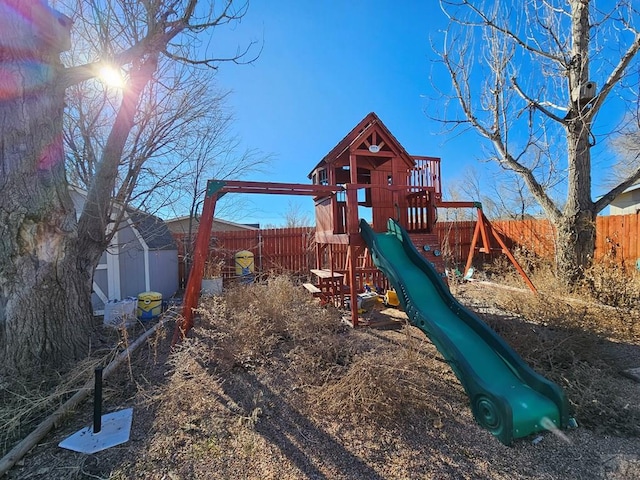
[4, 281, 640, 480]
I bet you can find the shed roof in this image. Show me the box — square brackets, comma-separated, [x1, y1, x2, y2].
[128, 210, 177, 251]
[68, 185, 177, 251]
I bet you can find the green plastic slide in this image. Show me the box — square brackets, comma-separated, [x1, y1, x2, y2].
[360, 218, 569, 445]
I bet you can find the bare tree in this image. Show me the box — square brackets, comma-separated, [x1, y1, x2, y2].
[447, 165, 539, 220]
[490, 174, 542, 221]
[282, 201, 313, 228]
[436, 0, 640, 283]
[446, 166, 498, 219]
[609, 119, 640, 188]
[176, 114, 269, 277]
[0, 0, 256, 373]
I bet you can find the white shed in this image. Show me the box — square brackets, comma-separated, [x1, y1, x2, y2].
[69, 188, 179, 314]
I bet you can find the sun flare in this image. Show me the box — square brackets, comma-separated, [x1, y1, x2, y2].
[98, 64, 124, 88]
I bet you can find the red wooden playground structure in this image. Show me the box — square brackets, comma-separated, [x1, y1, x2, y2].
[171, 113, 570, 445]
[173, 112, 533, 342]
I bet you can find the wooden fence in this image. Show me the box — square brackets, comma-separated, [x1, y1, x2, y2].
[438, 214, 640, 269]
[173, 213, 640, 287]
[595, 214, 640, 266]
[436, 218, 556, 267]
[174, 227, 316, 288]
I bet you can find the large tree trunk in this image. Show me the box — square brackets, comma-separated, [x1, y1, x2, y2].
[555, 111, 596, 284]
[553, 210, 596, 285]
[0, 1, 96, 374]
[551, 0, 596, 285]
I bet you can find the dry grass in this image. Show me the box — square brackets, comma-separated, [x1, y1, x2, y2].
[4, 272, 640, 479]
[578, 260, 640, 310]
[197, 277, 463, 429]
[311, 344, 462, 427]
[0, 332, 125, 456]
[118, 273, 638, 479]
[195, 275, 348, 372]
[465, 257, 640, 437]
[164, 270, 635, 440]
[0, 319, 166, 458]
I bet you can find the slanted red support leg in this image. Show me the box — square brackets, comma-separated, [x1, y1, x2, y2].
[348, 243, 359, 327]
[464, 218, 482, 277]
[477, 207, 491, 253]
[172, 183, 220, 345]
[483, 212, 538, 293]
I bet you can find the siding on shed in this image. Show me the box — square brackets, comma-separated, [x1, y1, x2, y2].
[69, 187, 178, 313]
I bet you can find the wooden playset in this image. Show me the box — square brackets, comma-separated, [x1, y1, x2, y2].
[173, 112, 533, 342]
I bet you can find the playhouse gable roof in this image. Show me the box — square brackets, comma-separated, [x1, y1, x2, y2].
[308, 112, 416, 177]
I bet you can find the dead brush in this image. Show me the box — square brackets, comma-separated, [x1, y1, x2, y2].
[488, 282, 640, 343]
[197, 275, 345, 372]
[474, 286, 640, 436]
[284, 331, 372, 389]
[135, 335, 237, 467]
[311, 346, 460, 426]
[563, 360, 640, 436]
[578, 260, 640, 310]
[0, 354, 112, 456]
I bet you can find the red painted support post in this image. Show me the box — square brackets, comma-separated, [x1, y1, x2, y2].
[483, 212, 538, 294]
[477, 207, 491, 253]
[345, 184, 360, 327]
[172, 181, 222, 345]
[462, 207, 537, 294]
[464, 207, 489, 275]
[464, 219, 481, 277]
[347, 243, 359, 327]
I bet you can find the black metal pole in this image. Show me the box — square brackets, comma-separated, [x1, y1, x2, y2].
[93, 367, 103, 434]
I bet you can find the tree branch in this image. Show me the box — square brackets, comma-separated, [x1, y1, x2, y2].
[587, 32, 640, 119]
[511, 76, 567, 124]
[439, 0, 567, 65]
[490, 140, 562, 222]
[61, 0, 257, 88]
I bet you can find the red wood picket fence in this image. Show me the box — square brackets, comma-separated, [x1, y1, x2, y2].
[438, 214, 640, 269]
[173, 213, 640, 288]
[595, 213, 640, 266]
[174, 227, 316, 288]
[436, 218, 556, 267]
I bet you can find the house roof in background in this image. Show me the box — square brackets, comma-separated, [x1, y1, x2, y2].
[619, 182, 640, 195]
[164, 216, 260, 230]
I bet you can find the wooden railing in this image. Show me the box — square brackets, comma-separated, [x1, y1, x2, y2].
[406, 189, 436, 233]
[408, 156, 441, 199]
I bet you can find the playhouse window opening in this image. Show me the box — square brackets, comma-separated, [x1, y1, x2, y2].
[318, 168, 328, 186]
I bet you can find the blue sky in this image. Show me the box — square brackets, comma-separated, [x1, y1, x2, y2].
[211, 1, 483, 225]
[207, 1, 631, 225]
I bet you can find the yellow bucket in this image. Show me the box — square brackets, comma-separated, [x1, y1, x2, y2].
[383, 289, 400, 307]
[234, 250, 255, 276]
[137, 291, 162, 320]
